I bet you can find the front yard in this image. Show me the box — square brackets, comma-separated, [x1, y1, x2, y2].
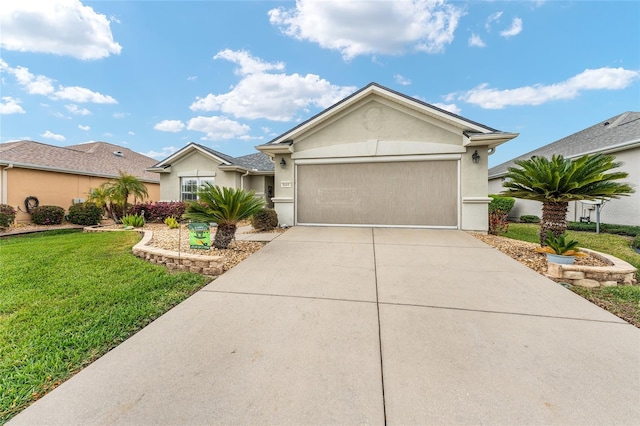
[0, 230, 208, 423]
[478, 223, 640, 327]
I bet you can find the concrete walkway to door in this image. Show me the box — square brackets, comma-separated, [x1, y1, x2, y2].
[10, 227, 640, 425]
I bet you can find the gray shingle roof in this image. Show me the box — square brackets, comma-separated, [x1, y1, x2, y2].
[489, 112, 640, 177]
[151, 143, 274, 172]
[0, 140, 160, 182]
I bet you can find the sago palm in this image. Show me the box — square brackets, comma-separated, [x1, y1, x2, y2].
[183, 184, 265, 249]
[501, 153, 633, 245]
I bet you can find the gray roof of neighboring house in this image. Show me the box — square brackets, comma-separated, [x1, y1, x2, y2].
[0, 140, 160, 182]
[489, 111, 640, 178]
[150, 143, 274, 172]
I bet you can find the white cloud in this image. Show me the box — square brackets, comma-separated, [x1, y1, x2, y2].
[0, 97, 26, 114]
[1, 61, 118, 104]
[268, 0, 464, 60]
[485, 11, 503, 31]
[113, 112, 129, 119]
[432, 102, 461, 115]
[0, 0, 122, 60]
[65, 104, 91, 115]
[154, 119, 185, 132]
[141, 146, 178, 160]
[468, 34, 486, 48]
[103, 132, 113, 137]
[128, 131, 135, 135]
[394, 74, 412, 86]
[450, 67, 640, 109]
[78, 124, 90, 131]
[187, 116, 251, 141]
[53, 86, 116, 104]
[41, 130, 66, 141]
[190, 50, 355, 121]
[500, 17, 523, 38]
[187, 76, 198, 81]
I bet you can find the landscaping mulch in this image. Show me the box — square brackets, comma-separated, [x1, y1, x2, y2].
[469, 232, 612, 276]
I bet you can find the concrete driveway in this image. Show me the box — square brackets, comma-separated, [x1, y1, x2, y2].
[10, 227, 640, 425]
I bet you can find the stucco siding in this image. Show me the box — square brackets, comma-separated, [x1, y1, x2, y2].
[2, 167, 159, 223]
[295, 98, 462, 154]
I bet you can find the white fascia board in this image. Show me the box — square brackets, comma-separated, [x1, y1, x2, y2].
[154, 143, 232, 167]
[465, 132, 519, 149]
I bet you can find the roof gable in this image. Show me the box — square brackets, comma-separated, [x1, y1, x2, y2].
[261, 82, 500, 147]
[489, 112, 640, 177]
[150, 142, 274, 172]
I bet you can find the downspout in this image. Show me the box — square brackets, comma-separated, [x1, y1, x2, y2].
[240, 169, 250, 190]
[1, 164, 13, 204]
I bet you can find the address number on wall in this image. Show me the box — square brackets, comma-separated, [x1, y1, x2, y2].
[280, 181, 292, 188]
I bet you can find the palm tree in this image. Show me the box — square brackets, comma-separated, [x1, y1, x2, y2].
[101, 171, 149, 218]
[501, 153, 633, 245]
[183, 184, 265, 249]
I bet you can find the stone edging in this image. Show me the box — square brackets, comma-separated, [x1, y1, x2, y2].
[84, 226, 224, 278]
[545, 248, 637, 287]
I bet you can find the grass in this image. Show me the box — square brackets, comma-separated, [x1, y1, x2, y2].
[0, 230, 208, 423]
[501, 223, 640, 327]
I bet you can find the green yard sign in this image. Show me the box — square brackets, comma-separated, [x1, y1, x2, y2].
[188, 223, 210, 249]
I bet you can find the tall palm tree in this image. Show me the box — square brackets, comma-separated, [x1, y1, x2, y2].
[102, 171, 149, 218]
[183, 184, 265, 249]
[501, 154, 633, 245]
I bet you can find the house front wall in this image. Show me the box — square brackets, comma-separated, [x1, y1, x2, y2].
[272, 97, 491, 230]
[488, 146, 640, 226]
[158, 151, 240, 201]
[0, 167, 159, 223]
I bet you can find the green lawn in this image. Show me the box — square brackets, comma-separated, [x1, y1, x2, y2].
[501, 223, 640, 327]
[0, 230, 208, 423]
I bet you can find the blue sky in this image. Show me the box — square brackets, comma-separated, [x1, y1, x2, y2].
[1, 0, 638, 167]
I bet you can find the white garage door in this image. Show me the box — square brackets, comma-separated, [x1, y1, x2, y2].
[296, 160, 458, 227]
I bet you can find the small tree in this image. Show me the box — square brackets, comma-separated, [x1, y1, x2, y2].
[183, 184, 265, 249]
[99, 171, 149, 220]
[501, 153, 634, 245]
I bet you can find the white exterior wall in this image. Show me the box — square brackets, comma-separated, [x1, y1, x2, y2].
[489, 146, 639, 226]
[159, 151, 243, 201]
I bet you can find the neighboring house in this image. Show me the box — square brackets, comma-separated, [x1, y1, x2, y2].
[147, 143, 275, 207]
[488, 112, 640, 227]
[257, 82, 518, 230]
[0, 140, 160, 223]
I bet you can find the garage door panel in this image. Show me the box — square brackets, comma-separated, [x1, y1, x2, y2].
[297, 161, 457, 226]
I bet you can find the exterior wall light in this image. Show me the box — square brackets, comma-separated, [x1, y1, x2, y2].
[280, 158, 287, 169]
[472, 150, 480, 164]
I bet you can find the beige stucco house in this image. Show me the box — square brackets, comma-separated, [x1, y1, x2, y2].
[147, 143, 275, 206]
[0, 140, 160, 223]
[257, 83, 518, 231]
[488, 111, 640, 227]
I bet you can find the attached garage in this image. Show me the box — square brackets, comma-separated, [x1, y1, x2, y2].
[296, 159, 458, 227]
[257, 82, 518, 232]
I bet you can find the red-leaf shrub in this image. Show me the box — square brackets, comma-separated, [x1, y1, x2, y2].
[0, 204, 17, 229]
[129, 202, 186, 223]
[31, 205, 65, 225]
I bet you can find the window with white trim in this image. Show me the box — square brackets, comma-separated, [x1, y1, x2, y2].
[180, 177, 215, 201]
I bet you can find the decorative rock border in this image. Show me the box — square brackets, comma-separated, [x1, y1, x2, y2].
[545, 248, 637, 287]
[84, 226, 224, 279]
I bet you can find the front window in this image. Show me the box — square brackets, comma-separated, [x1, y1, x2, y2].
[181, 177, 215, 201]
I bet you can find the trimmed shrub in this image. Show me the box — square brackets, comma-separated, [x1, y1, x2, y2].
[0, 204, 17, 229]
[567, 222, 640, 237]
[31, 205, 65, 225]
[251, 208, 278, 231]
[488, 195, 515, 235]
[121, 214, 145, 228]
[520, 215, 540, 223]
[129, 202, 186, 223]
[68, 202, 103, 226]
[164, 216, 180, 229]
